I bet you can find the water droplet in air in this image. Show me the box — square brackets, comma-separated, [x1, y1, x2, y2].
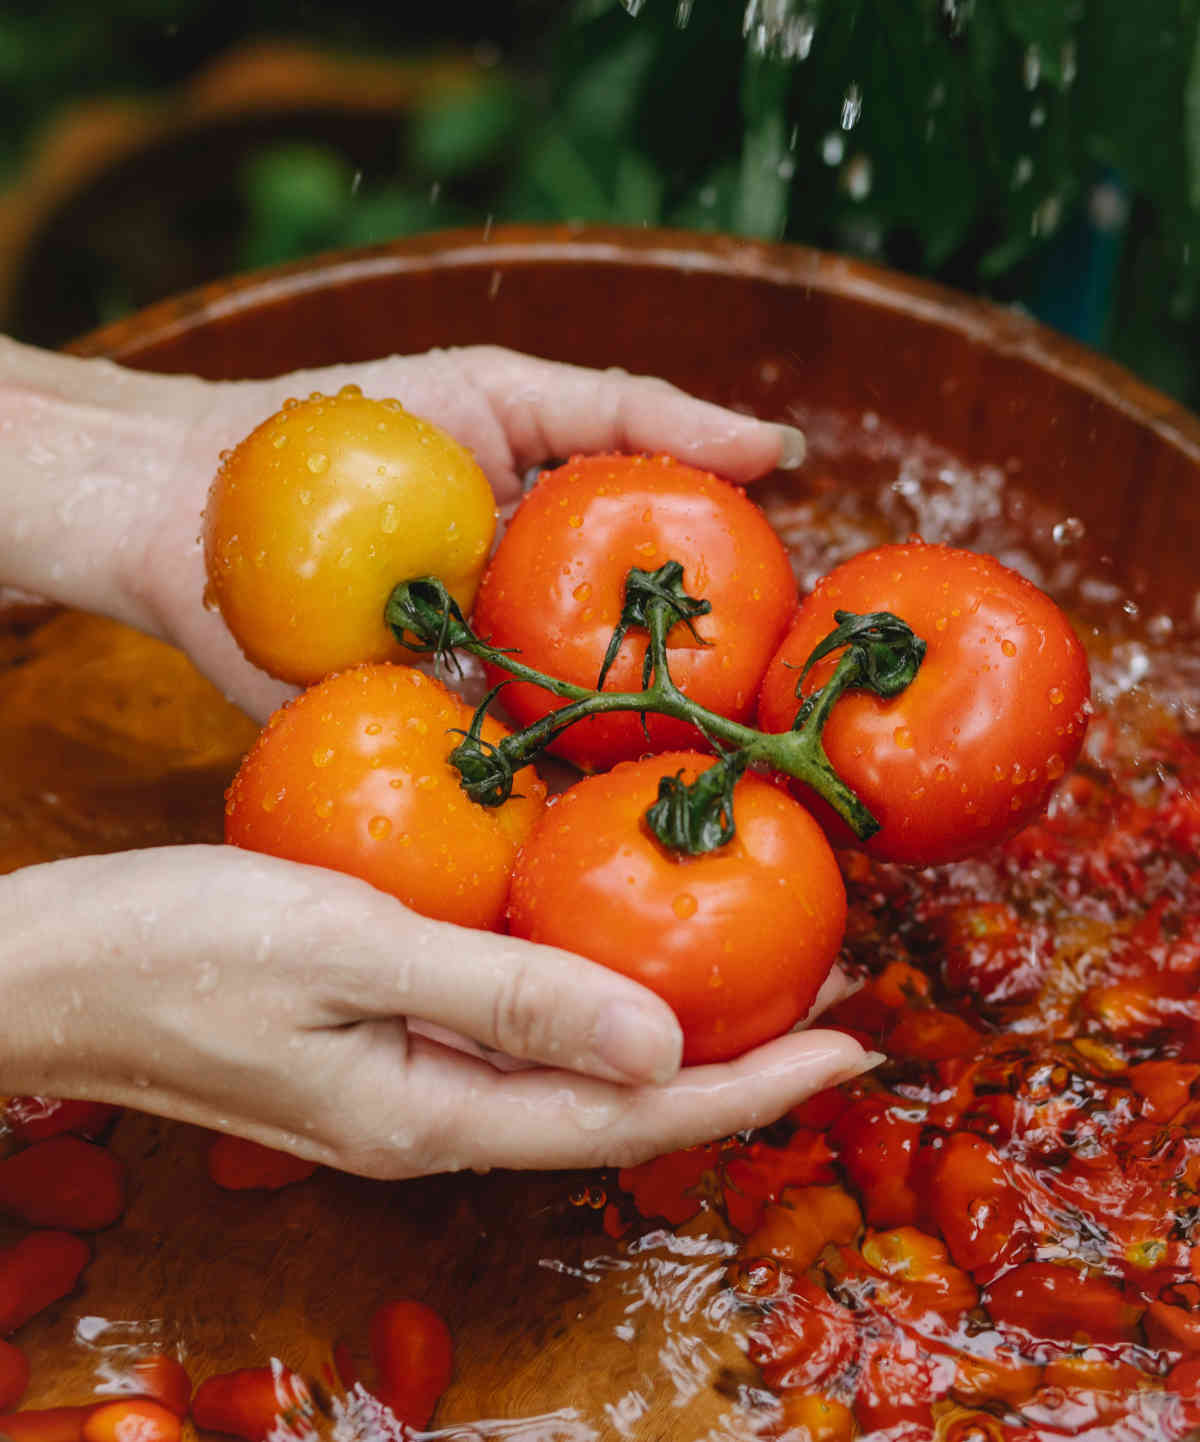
[840, 84, 863, 130]
[821, 132, 845, 166]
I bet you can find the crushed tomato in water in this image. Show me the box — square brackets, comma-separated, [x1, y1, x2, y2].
[607, 675, 1200, 1438]
[603, 446, 1200, 1440]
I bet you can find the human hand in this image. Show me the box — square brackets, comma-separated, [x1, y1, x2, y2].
[146, 346, 808, 720]
[0, 338, 805, 720]
[2, 846, 874, 1179]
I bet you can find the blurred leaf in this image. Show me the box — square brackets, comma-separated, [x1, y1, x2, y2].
[409, 75, 524, 179]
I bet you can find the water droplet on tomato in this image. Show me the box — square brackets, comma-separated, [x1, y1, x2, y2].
[381, 504, 399, 534]
[365, 722, 382, 736]
[573, 583, 592, 602]
[368, 816, 392, 840]
[315, 799, 334, 818]
[1046, 753, 1065, 779]
[1001, 639, 1017, 657]
[672, 893, 698, 919]
[338, 383, 362, 398]
[312, 748, 334, 768]
[893, 726, 915, 749]
[568, 514, 583, 529]
[1049, 686, 1065, 705]
[307, 453, 330, 475]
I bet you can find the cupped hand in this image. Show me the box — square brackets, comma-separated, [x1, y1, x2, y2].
[2, 846, 873, 1179]
[132, 346, 806, 720]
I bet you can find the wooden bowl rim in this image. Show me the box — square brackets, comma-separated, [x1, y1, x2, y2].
[69, 222, 1200, 466]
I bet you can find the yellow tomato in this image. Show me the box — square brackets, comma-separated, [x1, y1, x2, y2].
[204, 386, 496, 684]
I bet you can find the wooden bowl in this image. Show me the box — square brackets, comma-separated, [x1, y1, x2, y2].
[7, 226, 1200, 1435]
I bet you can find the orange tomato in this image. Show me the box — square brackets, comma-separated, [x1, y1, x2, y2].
[225, 665, 545, 931]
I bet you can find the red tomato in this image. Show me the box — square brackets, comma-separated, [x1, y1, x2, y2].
[368, 1299, 453, 1430]
[0, 1339, 28, 1411]
[225, 665, 545, 931]
[189, 1367, 311, 1442]
[472, 453, 798, 771]
[757, 540, 1091, 865]
[206, 1136, 317, 1192]
[0, 1136, 125, 1232]
[506, 751, 846, 1065]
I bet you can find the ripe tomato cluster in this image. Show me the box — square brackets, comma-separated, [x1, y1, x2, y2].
[208, 395, 1090, 1066]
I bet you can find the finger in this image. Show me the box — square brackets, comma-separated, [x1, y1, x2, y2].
[289, 874, 685, 1086]
[347, 1027, 880, 1176]
[456, 348, 806, 485]
[799, 963, 856, 1025]
[131, 846, 684, 1086]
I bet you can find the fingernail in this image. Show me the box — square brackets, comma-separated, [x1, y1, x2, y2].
[844, 1048, 886, 1079]
[594, 1001, 683, 1085]
[775, 424, 807, 469]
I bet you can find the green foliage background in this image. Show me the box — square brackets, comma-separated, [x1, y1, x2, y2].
[2, 0, 1198, 407]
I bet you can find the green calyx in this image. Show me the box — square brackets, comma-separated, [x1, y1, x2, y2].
[385, 564, 925, 856]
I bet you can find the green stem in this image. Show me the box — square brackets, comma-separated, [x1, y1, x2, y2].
[386, 574, 915, 842]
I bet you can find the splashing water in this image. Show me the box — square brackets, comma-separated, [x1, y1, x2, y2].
[742, 0, 816, 60]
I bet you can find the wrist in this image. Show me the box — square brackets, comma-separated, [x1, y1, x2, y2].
[0, 339, 201, 633]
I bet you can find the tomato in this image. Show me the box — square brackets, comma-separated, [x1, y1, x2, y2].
[0, 1339, 28, 1411]
[225, 665, 545, 931]
[204, 387, 496, 685]
[757, 540, 1091, 865]
[189, 1367, 312, 1442]
[471, 453, 798, 771]
[506, 751, 846, 1064]
[206, 1136, 317, 1191]
[82, 1401, 181, 1442]
[0, 1136, 126, 1231]
[368, 1299, 453, 1430]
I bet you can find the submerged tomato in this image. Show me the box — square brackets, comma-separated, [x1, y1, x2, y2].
[204, 387, 496, 684]
[225, 665, 545, 930]
[506, 751, 846, 1064]
[472, 453, 798, 771]
[757, 540, 1090, 865]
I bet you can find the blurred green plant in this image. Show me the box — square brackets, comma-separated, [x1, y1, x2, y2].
[499, 0, 1200, 406]
[2, 0, 1199, 405]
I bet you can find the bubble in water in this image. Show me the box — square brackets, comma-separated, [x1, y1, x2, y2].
[1052, 515, 1086, 546]
[1013, 155, 1034, 188]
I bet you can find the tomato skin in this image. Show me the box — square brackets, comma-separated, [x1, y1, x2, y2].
[225, 665, 545, 931]
[204, 388, 496, 685]
[472, 454, 798, 771]
[757, 540, 1091, 865]
[506, 751, 846, 1065]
